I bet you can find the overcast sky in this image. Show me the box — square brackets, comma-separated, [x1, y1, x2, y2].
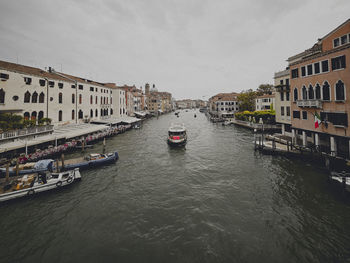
[0, 0, 349, 99]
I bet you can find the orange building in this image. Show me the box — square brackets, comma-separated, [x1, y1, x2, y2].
[288, 19, 350, 157]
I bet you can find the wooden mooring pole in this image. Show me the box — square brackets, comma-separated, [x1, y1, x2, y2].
[61, 154, 65, 172]
[5, 163, 9, 184]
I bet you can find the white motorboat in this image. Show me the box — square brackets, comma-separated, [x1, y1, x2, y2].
[330, 171, 350, 191]
[167, 123, 187, 146]
[0, 168, 81, 202]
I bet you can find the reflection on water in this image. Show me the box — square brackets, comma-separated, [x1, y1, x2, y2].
[1, 110, 350, 262]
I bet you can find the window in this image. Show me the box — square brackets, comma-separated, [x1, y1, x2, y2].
[58, 110, 62, 122]
[280, 92, 284, 101]
[101, 97, 103, 104]
[38, 111, 44, 121]
[307, 64, 313, 76]
[291, 68, 298, 79]
[79, 85, 83, 90]
[72, 110, 75, 120]
[95, 109, 98, 117]
[78, 110, 83, 119]
[31, 111, 37, 120]
[302, 111, 307, 120]
[72, 94, 75, 104]
[58, 83, 63, 89]
[0, 89, 5, 103]
[38, 92, 44, 103]
[59, 92, 63, 104]
[293, 111, 300, 119]
[32, 91, 38, 103]
[302, 86, 307, 100]
[79, 94, 82, 104]
[334, 38, 340, 48]
[0, 73, 9, 80]
[90, 109, 93, 118]
[90, 95, 93, 104]
[286, 106, 290, 117]
[49, 81, 54, 87]
[286, 92, 290, 101]
[315, 84, 321, 99]
[12, 95, 18, 101]
[321, 60, 329, 72]
[341, 35, 348, 45]
[322, 81, 330, 101]
[331, 55, 346, 70]
[294, 88, 298, 101]
[24, 112, 30, 120]
[314, 62, 320, 74]
[39, 79, 46, 86]
[90, 87, 94, 91]
[71, 84, 76, 89]
[280, 79, 283, 85]
[321, 112, 348, 126]
[308, 85, 314, 99]
[335, 80, 345, 101]
[281, 106, 284, 116]
[95, 96, 97, 104]
[286, 79, 289, 86]
[301, 66, 306, 77]
[24, 77, 32, 85]
[24, 91, 31, 103]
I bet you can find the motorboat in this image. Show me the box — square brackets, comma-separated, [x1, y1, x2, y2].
[330, 171, 350, 191]
[167, 123, 187, 147]
[0, 151, 119, 177]
[0, 168, 81, 202]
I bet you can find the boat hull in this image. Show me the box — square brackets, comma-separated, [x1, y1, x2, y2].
[167, 138, 187, 147]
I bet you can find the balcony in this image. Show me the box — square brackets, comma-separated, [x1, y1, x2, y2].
[296, 99, 322, 108]
[274, 84, 290, 92]
[0, 125, 54, 141]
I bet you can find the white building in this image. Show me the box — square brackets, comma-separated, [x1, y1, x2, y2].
[209, 92, 239, 119]
[255, 94, 275, 111]
[0, 60, 125, 125]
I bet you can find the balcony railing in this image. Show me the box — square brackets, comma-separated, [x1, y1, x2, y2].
[0, 125, 54, 141]
[296, 99, 322, 108]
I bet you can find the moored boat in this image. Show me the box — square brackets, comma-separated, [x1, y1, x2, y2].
[0, 151, 119, 177]
[330, 171, 350, 192]
[0, 168, 81, 202]
[167, 123, 187, 147]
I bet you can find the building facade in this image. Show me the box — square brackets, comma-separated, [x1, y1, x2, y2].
[255, 94, 275, 111]
[274, 68, 291, 134]
[209, 92, 239, 119]
[0, 60, 124, 125]
[288, 19, 350, 157]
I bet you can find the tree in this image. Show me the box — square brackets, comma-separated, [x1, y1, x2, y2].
[237, 90, 257, 112]
[256, 84, 274, 96]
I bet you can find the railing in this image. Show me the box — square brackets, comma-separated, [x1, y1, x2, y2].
[0, 125, 54, 141]
[296, 99, 322, 108]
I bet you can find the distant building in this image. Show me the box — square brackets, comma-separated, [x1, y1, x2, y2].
[274, 68, 291, 135]
[255, 94, 275, 111]
[209, 92, 239, 119]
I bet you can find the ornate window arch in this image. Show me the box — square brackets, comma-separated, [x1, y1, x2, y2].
[32, 91, 38, 103]
[39, 92, 45, 103]
[308, 84, 314, 100]
[315, 83, 321, 99]
[24, 91, 31, 103]
[302, 86, 307, 100]
[322, 81, 330, 101]
[0, 89, 5, 103]
[335, 80, 345, 101]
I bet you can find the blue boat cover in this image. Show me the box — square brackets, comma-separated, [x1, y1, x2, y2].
[34, 159, 54, 170]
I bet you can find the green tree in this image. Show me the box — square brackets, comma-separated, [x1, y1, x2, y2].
[237, 90, 257, 112]
[256, 84, 274, 96]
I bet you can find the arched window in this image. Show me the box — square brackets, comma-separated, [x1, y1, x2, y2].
[0, 89, 5, 104]
[101, 97, 103, 104]
[39, 92, 45, 103]
[111, 109, 113, 115]
[302, 86, 307, 100]
[106, 97, 108, 104]
[78, 110, 83, 119]
[95, 96, 97, 104]
[58, 110, 62, 121]
[315, 84, 321, 99]
[90, 95, 93, 104]
[95, 109, 98, 117]
[72, 110, 75, 120]
[335, 80, 345, 101]
[308, 85, 314, 100]
[72, 94, 75, 104]
[24, 91, 31, 103]
[101, 108, 103, 116]
[79, 94, 82, 104]
[293, 88, 298, 101]
[120, 109, 122, 115]
[323, 81, 330, 101]
[38, 111, 44, 121]
[32, 91, 38, 103]
[31, 111, 37, 120]
[24, 112, 30, 120]
[90, 109, 93, 118]
[59, 92, 63, 104]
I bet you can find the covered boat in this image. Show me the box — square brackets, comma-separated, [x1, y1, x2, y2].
[0, 168, 81, 202]
[167, 123, 187, 146]
[0, 151, 119, 177]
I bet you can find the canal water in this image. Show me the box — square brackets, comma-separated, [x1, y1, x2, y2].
[1, 110, 350, 263]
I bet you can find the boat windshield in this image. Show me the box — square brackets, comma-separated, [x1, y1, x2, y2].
[169, 131, 185, 136]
